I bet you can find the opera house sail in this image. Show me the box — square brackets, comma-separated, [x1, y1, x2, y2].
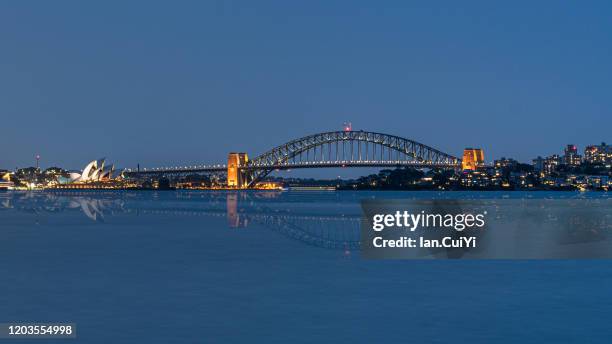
[63, 159, 116, 184]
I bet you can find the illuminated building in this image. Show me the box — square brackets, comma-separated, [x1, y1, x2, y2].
[585, 142, 611, 164]
[253, 181, 284, 190]
[227, 152, 249, 188]
[459, 170, 491, 188]
[494, 157, 518, 169]
[61, 159, 116, 184]
[462, 148, 485, 170]
[0, 171, 13, 189]
[563, 144, 581, 166]
[543, 154, 562, 174]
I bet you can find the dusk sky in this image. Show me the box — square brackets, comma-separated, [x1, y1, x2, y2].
[1, 1, 611, 175]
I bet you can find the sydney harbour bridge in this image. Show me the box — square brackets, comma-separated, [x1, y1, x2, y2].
[124, 130, 462, 188]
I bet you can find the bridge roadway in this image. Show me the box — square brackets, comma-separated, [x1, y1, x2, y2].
[125, 159, 458, 176]
[245, 160, 460, 170]
[125, 165, 226, 175]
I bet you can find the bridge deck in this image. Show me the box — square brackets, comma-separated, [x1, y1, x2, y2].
[124, 160, 459, 176]
[244, 160, 460, 170]
[124, 166, 226, 176]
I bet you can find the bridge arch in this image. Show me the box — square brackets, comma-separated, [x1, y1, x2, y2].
[245, 131, 460, 186]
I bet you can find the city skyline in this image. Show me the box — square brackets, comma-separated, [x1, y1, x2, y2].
[4, 135, 610, 191]
[2, 2, 611, 171]
[1, 128, 607, 173]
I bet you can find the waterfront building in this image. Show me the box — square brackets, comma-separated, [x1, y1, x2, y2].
[563, 144, 581, 166]
[253, 181, 284, 190]
[542, 176, 570, 188]
[582, 175, 609, 189]
[1, 170, 10, 181]
[542, 155, 562, 174]
[0, 179, 13, 190]
[494, 157, 519, 170]
[459, 170, 491, 188]
[462, 148, 485, 171]
[69, 159, 115, 183]
[584, 142, 611, 165]
[0, 171, 14, 189]
[509, 171, 536, 188]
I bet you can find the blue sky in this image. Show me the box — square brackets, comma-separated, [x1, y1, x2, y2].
[1, 1, 610, 175]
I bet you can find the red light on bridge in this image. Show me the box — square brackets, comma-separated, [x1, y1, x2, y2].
[343, 122, 352, 132]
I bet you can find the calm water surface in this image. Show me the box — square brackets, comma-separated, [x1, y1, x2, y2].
[1, 190, 611, 343]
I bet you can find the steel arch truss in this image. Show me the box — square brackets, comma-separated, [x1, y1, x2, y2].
[246, 131, 461, 186]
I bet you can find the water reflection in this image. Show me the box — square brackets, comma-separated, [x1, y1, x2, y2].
[226, 193, 246, 228]
[0, 191, 125, 221]
[0, 191, 362, 250]
[2, 191, 610, 256]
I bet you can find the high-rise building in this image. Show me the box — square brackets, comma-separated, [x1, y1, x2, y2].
[462, 148, 485, 170]
[227, 152, 249, 188]
[532, 156, 545, 172]
[541, 154, 562, 174]
[563, 144, 581, 166]
[584, 142, 611, 164]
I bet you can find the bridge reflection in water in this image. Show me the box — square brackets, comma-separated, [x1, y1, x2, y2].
[0, 191, 361, 251]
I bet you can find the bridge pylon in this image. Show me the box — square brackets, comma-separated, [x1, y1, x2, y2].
[227, 152, 251, 188]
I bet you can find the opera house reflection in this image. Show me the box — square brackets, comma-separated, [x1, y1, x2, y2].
[0, 191, 362, 250]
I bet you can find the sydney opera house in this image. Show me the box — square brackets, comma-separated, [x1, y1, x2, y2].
[60, 159, 116, 184]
